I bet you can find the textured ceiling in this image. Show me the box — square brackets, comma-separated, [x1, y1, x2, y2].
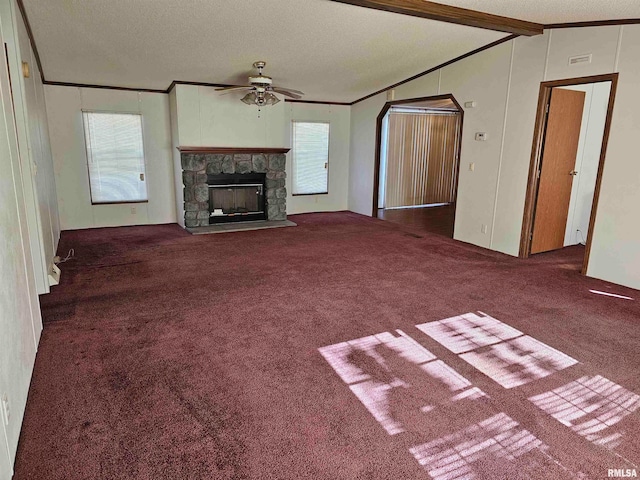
[22, 0, 504, 102]
[437, 0, 640, 25]
[22, 1, 640, 102]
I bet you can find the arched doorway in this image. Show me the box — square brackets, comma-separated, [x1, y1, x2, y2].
[373, 94, 463, 237]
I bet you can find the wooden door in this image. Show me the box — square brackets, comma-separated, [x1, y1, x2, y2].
[531, 88, 585, 254]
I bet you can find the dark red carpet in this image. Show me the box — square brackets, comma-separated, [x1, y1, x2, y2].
[14, 212, 640, 479]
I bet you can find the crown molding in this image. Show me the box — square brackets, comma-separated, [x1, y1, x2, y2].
[544, 18, 640, 29]
[43, 80, 166, 94]
[285, 99, 351, 106]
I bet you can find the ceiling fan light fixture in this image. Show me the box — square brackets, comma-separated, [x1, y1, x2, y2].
[241, 92, 257, 105]
[241, 91, 280, 106]
[264, 93, 280, 105]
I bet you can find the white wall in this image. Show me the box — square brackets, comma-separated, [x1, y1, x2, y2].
[489, 33, 549, 255]
[44, 86, 177, 230]
[588, 25, 640, 290]
[0, 0, 59, 295]
[286, 103, 350, 214]
[0, 1, 44, 475]
[168, 88, 185, 228]
[1, 419, 9, 480]
[348, 25, 640, 290]
[17, 19, 59, 282]
[560, 82, 611, 246]
[349, 93, 386, 215]
[172, 84, 287, 148]
[441, 43, 513, 248]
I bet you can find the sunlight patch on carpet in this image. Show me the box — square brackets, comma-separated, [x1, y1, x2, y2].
[415, 312, 522, 354]
[417, 312, 578, 388]
[319, 330, 485, 435]
[530, 375, 640, 450]
[410, 413, 548, 480]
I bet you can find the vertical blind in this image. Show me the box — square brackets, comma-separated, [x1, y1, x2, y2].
[292, 121, 329, 195]
[82, 112, 147, 204]
[384, 111, 461, 209]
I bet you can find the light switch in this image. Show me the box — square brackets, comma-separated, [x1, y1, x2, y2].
[464, 101, 476, 108]
[469, 163, 475, 172]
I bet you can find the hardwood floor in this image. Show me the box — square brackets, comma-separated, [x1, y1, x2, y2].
[377, 204, 455, 237]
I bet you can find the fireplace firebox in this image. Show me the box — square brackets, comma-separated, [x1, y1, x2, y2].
[207, 173, 266, 224]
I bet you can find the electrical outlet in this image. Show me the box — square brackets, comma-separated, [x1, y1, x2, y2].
[1, 394, 9, 426]
[481, 224, 488, 234]
[130, 206, 136, 214]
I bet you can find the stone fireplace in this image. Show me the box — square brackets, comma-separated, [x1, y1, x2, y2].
[180, 147, 289, 228]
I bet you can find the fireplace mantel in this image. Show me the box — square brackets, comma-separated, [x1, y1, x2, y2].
[178, 146, 290, 154]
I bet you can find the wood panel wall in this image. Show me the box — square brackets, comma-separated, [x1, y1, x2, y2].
[384, 111, 460, 209]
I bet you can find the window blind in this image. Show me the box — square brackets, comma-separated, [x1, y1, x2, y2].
[82, 112, 147, 204]
[292, 122, 329, 195]
[384, 111, 461, 208]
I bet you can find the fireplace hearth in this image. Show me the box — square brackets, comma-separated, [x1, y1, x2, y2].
[180, 148, 289, 228]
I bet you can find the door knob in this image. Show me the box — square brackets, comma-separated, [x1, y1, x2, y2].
[569, 170, 578, 176]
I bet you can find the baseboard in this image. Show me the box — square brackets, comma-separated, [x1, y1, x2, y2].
[47, 263, 60, 286]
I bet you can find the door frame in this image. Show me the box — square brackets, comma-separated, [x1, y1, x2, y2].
[519, 73, 619, 274]
[372, 94, 464, 218]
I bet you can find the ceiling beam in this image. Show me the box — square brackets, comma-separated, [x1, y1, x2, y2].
[328, 0, 543, 36]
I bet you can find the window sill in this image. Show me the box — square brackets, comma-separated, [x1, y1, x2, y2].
[91, 200, 149, 205]
[292, 192, 329, 197]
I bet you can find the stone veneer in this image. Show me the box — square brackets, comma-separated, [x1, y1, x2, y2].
[181, 151, 287, 228]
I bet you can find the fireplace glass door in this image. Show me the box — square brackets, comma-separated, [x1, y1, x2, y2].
[207, 173, 267, 224]
[209, 183, 264, 215]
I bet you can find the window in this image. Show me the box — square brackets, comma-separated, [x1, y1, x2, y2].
[292, 121, 329, 195]
[82, 112, 147, 204]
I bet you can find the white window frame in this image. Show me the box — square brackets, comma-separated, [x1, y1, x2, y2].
[291, 120, 330, 196]
[82, 110, 148, 205]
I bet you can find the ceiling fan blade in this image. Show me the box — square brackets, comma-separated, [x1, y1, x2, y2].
[272, 87, 303, 100]
[272, 86, 304, 96]
[214, 85, 252, 92]
[218, 87, 254, 96]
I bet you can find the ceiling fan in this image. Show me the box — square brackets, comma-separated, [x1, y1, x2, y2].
[215, 61, 304, 106]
